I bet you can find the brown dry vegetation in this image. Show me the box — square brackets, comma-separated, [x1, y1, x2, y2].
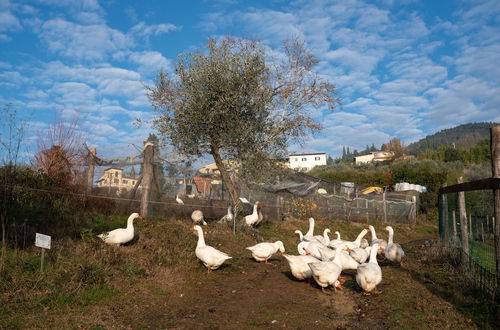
[0, 216, 497, 329]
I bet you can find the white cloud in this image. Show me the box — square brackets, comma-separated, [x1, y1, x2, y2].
[127, 51, 172, 75]
[50, 81, 97, 105]
[38, 19, 132, 62]
[0, 10, 21, 31]
[129, 22, 179, 37]
[324, 47, 381, 74]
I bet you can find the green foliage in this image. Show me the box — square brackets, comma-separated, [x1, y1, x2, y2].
[147, 37, 339, 204]
[417, 139, 491, 164]
[408, 122, 497, 155]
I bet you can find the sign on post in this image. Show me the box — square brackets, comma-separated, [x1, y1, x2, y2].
[35, 233, 51, 272]
[35, 233, 51, 249]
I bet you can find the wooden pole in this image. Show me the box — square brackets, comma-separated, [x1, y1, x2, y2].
[86, 147, 96, 193]
[457, 176, 469, 264]
[452, 211, 457, 246]
[365, 199, 369, 224]
[140, 142, 154, 217]
[40, 249, 45, 272]
[411, 196, 417, 225]
[490, 125, 500, 297]
[442, 191, 449, 244]
[383, 191, 387, 223]
[469, 214, 473, 240]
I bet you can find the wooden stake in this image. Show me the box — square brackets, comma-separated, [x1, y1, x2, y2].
[40, 249, 45, 272]
[457, 176, 469, 263]
[490, 125, 500, 295]
[141, 142, 155, 217]
[452, 211, 457, 246]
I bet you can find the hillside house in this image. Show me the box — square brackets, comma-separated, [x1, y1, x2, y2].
[96, 167, 139, 192]
[354, 151, 394, 164]
[288, 152, 327, 171]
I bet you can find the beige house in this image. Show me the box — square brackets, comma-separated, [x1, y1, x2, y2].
[354, 151, 394, 164]
[96, 167, 139, 192]
[198, 160, 239, 176]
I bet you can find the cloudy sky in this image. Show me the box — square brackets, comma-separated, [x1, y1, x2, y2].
[1, 0, 499, 163]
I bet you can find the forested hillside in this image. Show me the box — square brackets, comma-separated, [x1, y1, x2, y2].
[408, 122, 497, 155]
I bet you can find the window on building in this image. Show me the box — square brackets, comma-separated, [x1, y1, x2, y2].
[302, 157, 307, 161]
[315, 156, 320, 161]
[115, 171, 118, 177]
[123, 179, 128, 184]
[114, 179, 119, 184]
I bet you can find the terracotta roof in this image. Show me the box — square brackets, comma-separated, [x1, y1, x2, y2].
[193, 176, 213, 193]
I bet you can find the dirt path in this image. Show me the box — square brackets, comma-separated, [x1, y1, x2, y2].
[115, 239, 477, 329]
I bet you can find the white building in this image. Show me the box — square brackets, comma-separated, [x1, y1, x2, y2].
[289, 152, 327, 171]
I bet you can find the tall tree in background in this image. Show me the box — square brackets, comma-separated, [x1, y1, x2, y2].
[382, 137, 408, 159]
[147, 37, 339, 206]
[34, 118, 86, 185]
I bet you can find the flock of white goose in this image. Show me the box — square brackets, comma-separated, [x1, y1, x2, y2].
[97, 209, 405, 295]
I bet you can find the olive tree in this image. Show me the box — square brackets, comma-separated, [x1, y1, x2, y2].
[147, 37, 339, 207]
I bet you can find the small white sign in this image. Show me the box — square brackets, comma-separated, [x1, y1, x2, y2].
[35, 233, 51, 249]
[239, 197, 250, 204]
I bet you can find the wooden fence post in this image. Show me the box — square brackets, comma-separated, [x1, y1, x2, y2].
[490, 125, 500, 295]
[457, 176, 469, 264]
[469, 214, 473, 239]
[86, 147, 96, 193]
[441, 190, 449, 244]
[383, 191, 387, 223]
[411, 196, 417, 225]
[140, 142, 154, 217]
[452, 211, 457, 246]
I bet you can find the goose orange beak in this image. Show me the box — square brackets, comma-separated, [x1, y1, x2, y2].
[137, 216, 143, 220]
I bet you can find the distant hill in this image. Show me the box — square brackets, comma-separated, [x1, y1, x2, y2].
[408, 122, 498, 155]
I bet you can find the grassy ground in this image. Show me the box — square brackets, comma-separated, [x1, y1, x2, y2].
[0, 214, 498, 329]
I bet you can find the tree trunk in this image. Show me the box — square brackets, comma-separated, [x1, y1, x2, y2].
[210, 144, 239, 208]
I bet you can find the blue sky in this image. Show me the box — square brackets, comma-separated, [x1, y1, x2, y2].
[1, 0, 499, 163]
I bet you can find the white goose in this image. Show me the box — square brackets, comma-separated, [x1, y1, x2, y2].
[359, 238, 369, 249]
[97, 213, 141, 246]
[316, 228, 331, 245]
[191, 210, 207, 226]
[327, 231, 343, 246]
[308, 245, 344, 293]
[329, 228, 369, 250]
[244, 201, 260, 226]
[384, 226, 405, 263]
[283, 254, 320, 281]
[219, 205, 233, 223]
[302, 217, 318, 241]
[297, 241, 324, 260]
[350, 246, 371, 264]
[176, 194, 184, 205]
[246, 241, 285, 264]
[192, 225, 232, 273]
[356, 243, 382, 294]
[368, 225, 387, 254]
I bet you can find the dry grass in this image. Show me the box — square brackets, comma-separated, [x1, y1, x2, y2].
[3, 214, 495, 329]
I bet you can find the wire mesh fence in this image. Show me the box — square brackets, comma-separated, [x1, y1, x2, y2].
[439, 183, 498, 299]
